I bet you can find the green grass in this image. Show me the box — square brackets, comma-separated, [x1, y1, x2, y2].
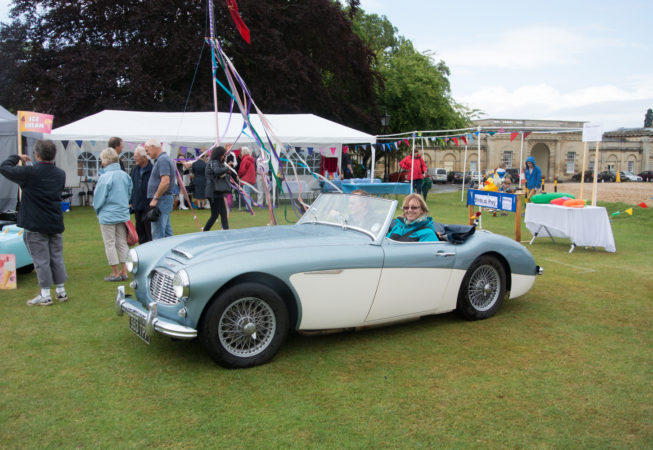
[1, 193, 651, 448]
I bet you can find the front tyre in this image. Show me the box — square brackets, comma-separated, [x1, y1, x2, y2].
[457, 256, 506, 320]
[201, 283, 289, 369]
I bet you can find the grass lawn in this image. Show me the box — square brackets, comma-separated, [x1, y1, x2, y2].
[1, 192, 651, 447]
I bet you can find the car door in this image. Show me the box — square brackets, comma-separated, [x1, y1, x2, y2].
[290, 242, 384, 329]
[365, 238, 457, 323]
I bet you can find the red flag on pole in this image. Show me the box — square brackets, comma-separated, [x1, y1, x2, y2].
[225, 0, 251, 44]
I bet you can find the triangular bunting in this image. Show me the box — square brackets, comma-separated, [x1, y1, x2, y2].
[510, 132, 519, 142]
[75, 140, 83, 148]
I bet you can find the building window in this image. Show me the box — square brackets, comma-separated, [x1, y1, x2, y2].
[77, 152, 98, 179]
[628, 160, 634, 172]
[470, 161, 478, 172]
[566, 152, 575, 174]
[120, 151, 135, 173]
[607, 163, 615, 172]
[502, 151, 512, 169]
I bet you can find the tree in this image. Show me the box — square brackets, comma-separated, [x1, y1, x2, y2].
[0, 0, 380, 131]
[349, 10, 471, 172]
[645, 108, 653, 128]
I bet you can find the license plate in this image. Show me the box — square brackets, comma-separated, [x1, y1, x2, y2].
[129, 315, 150, 344]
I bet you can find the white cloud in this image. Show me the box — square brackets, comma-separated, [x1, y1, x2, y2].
[439, 26, 625, 69]
[459, 80, 653, 115]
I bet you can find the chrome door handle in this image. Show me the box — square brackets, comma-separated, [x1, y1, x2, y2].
[435, 251, 456, 257]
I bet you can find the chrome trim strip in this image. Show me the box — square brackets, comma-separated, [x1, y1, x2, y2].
[115, 286, 197, 339]
[172, 247, 193, 259]
[304, 269, 344, 275]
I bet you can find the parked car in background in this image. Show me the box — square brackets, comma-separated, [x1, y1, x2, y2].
[115, 193, 542, 368]
[622, 171, 642, 182]
[428, 168, 448, 184]
[447, 171, 464, 183]
[571, 170, 603, 182]
[600, 171, 617, 182]
[638, 170, 653, 181]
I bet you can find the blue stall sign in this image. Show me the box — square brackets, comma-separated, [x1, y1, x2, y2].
[467, 189, 518, 213]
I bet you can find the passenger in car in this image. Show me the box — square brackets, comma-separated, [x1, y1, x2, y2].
[386, 194, 439, 242]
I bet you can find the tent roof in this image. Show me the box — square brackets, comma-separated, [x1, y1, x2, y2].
[50, 110, 376, 145]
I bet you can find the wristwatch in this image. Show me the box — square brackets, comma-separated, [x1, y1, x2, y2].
[153, 195, 159, 200]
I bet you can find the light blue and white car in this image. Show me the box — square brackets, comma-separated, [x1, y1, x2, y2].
[115, 193, 542, 368]
[0, 223, 33, 272]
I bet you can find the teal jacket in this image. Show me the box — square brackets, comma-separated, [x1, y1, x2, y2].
[387, 216, 439, 242]
[93, 163, 133, 224]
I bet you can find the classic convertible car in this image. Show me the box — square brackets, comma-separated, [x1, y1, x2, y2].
[115, 193, 542, 368]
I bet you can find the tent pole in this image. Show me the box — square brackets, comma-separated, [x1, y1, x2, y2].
[462, 144, 468, 202]
[410, 132, 415, 194]
[477, 126, 482, 187]
[518, 131, 525, 187]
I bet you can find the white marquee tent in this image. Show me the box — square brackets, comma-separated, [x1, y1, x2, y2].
[49, 110, 376, 198]
[51, 110, 377, 145]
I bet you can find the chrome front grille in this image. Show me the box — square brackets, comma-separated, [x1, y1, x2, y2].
[149, 268, 179, 305]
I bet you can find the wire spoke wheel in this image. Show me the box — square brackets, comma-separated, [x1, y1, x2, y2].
[218, 297, 276, 357]
[457, 256, 506, 320]
[467, 265, 501, 311]
[201, 283, 289, 368]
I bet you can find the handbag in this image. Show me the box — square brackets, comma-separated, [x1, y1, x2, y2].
[124, 220, 139, 246]
[144, 206, 161, 222]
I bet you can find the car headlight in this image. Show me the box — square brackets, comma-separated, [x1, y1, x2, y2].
[172, 270, 190, 300]
[126, 248, 139, 273]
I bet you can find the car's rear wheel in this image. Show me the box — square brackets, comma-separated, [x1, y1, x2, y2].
[200, 283, 289, 369]
[457, 256, 506, 320]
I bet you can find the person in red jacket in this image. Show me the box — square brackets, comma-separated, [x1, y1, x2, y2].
[399, 151, 428, 196]
[237, 146, 257, 211]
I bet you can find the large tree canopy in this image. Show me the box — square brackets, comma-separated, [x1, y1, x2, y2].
[0, 0, 380, 131]
[351, 11, 470, 133]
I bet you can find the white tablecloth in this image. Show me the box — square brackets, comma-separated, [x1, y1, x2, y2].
[525, 204, 616, 252]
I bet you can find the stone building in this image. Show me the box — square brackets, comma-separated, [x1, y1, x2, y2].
[414, 118, 652, 181]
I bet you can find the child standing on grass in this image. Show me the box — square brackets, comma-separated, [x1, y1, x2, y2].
[0, 139, 69, 306]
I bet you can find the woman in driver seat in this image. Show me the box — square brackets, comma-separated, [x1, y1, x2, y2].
[387, 194, 438, 242]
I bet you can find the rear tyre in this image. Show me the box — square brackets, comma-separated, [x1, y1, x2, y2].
[200, 283, 289, 369]
[457, 256, 506, 320]
[17, 264, 34, 274]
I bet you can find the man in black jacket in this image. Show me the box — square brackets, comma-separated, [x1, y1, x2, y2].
[129, 145, 153, 244]
[0, 140, 68, 306]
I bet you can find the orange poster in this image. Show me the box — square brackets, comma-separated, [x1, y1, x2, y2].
[0, 254, 17, 290]
[18, 111, 54, 134]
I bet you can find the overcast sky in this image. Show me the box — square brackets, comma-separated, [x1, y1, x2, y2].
[359, 0, 653, 131]
[2, 1, 652, 131]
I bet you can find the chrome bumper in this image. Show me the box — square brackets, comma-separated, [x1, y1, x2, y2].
[114, 286, 197, 339]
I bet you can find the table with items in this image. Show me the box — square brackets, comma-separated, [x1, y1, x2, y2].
[524, 203, 616, 253]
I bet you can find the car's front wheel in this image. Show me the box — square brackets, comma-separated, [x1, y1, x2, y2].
[201, 283, 289, 369]
[457, 256, 506, 320]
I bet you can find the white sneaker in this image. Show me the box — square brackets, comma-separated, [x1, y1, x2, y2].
[26, 294, 53, 306]
[55, 291, 69, 302]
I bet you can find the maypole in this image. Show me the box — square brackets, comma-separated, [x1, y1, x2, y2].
[207, 1, 220, 144]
